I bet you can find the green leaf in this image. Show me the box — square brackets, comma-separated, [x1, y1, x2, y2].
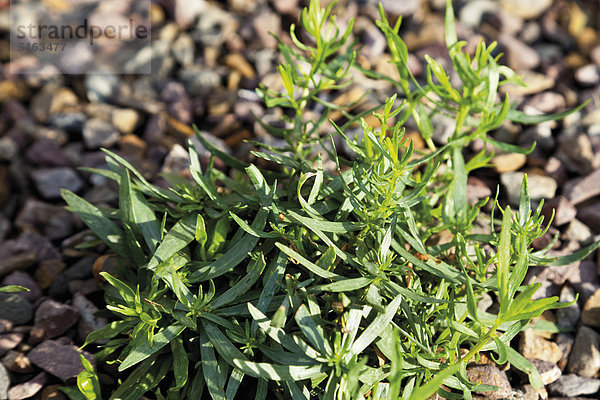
[61, 190, 128, 257]
[497, 206, 512, 314]
[275, 243, 339, 279]
[507, 101, 588, 125]
[0, 285, 29, 293]
[147, 214, 196, 271]
[110, 354, 171, 400]
[170, 336, 189, 390]
[231, 359, 325, 381]
[313, 277, 372, 292]
[518, 175, 530, 227]
[351, 294, 402, 355]
[119, 324, 185, 371]
[188, 139, 219, 201]
[82, 320, 133, 348]
[200, 331, 227, 400]
[210, 254, 266, 309]
[193, 126, 247, 169]
[444, 0, 458, 48]
[295, 304, 329, 355]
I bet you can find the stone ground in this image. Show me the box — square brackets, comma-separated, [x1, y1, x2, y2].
[0, 0, 600, 399]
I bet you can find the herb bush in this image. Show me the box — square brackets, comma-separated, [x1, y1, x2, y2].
[62, 1, 598, 399]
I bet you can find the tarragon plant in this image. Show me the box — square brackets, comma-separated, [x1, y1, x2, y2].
[61, 1, 597, 399]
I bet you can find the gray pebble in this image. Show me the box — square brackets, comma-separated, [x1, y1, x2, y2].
[0, 293, 32, 326]
[31, 167, 83, 200]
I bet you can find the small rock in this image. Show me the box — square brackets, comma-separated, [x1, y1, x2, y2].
[556, 333, 574, 371]
[0, 293, 33, 325]
[563, 169, 600, 205]
[379, 0, 419, 15]
[272, 0, 298, 14]
[161, 143, 190, 176]
[31, 167, 83, 200]
[575, 64, 600, 87]
[459, 1, 499, 29]
[178, 66, 221, 97]
[492, 152, 527, 173]
[15, 199, 74, 240]
[499, 33, 540, 71]
[578, 201, 600, 233]
[0, 333, 23, 358]
[541, 197, 576, 227]
[25, 139, 70, 167]
[2, 350, 34, 373]
[49, 257, 94, 298]
[430, 113, 456, 145]
[83, 118, 120, 149]
[30, 87, 78, 124]
[582, 288, 600, 328]
[48, 112, 87, 133]
[547, 374, 600, 397]
[29, 299, 80, 343]
[555, 285, 580, 328]
[34, 259, 66, 290]
[0, 321, 12, 334]
[85, 73, 119, 103]
[529, 359, 561, 385]
[501, 172, 557, 206]
[500, 0, 551, 19]
[224, 53, 256, 79]
[567, 325, 600, 378]
[520, 329, 562, 364]
[111, 109, 140, 134]
[558, 134, 596, 175]
[516, 384, 547, 400]
[568, 261, 600, 302]
[0, 137, 18, 162]
[72, 293, 106, 342]
[0, 363, 9, 399]
[39, 385, 68, 400]
[544, 157, 567, 185]
[523, 92, 565, 114]
[7, 372, 45, 400]
[1, 272, 41, 303]
[172, 33, 195, 67]
[466, 364, 513, 400]
[563, 219, 593, 245]
[252, 10, 280, 48]
[161, 82, 192, 124]
[28, 340, 95, 383]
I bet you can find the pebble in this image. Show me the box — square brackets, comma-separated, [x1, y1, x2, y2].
[555, 285, 580, 328]
[492, 152, 527, 173]
[34, 259, 66, 290]
[83, 118, 121, 149]
[558, 134, 596, 175]
[578, 201, 600, 233]
[567, 325, 600, 378]
[563, 168, 600, 205]
[0, 293, 32, 326]
[563, 219, 593, 245]
[6, 372, 46, 400]
[519, 329, 562, 364]
[568, 261, 600, 302]
[49, 257, 94, 298]
[499, 33, 540, 71]
[528, 359, 561, 386]
[252, 10, 280, 49]
[85, 73, 119, 103]
[555, 333, 574, 371]
[172, 33, 195, 67]
[111, 109, 140, 134]
[161, 143, 190, 176]
[48, 112, 86, 133]
[523, 92, 565, 114]
[0, 333, 23, 358]
[30, 87, 78, 124]
[28, 340, 95, 383]
[582, 288, 600, 328]
[500, 172, 557, 206]
[0, 362, 8, 399]
[1, 350, 33, 373]
[25, 139, 70, 168]
[466, 364, 513, 400]
[72, 293, 106, 342]
[29, 299, 80, 343]
[39, 385, 68, 400]
[575, 64, 600, 86]
[500, 0, 552, 19]
[31, 167, 83, 200]
[540, 197, 576, 227]
[15, 199, 74, 240]
[459, 1, 499, 29]
[273, 0, 298, 14]
[547, 374, 600, 397]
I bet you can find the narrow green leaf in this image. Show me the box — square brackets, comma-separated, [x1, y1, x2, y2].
[507, 101, 588, 124]
[275, 243, 339, 279]
[147, 214, 196, 271]
[170, 336, 189, 390]
[231, 359, 325, 381]
[351, 294, 402, 355]
[295, 304, 328, 355]
[445, 0, 458, 47]
[497, 206, 512, 314]
[119, 324, 185, 371]
[200, 331, 227, 400]
[61, 190, 128, 257]
[210, 254, 266, 309]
